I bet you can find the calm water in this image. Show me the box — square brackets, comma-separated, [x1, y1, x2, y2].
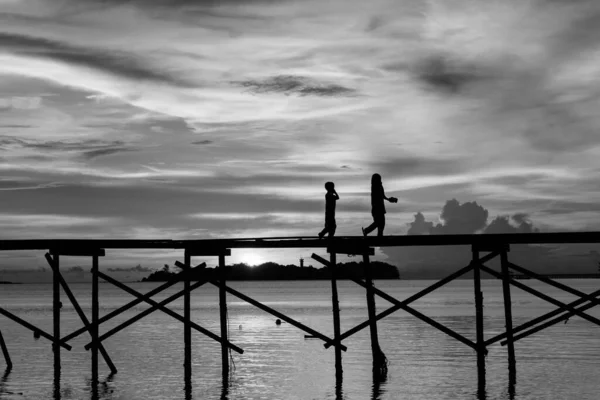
[1, 279, 600, 400]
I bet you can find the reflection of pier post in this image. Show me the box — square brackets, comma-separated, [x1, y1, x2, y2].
[471, 246, 486, 392]
[52, 253, 61, 379]
[91, 255, 99, 387]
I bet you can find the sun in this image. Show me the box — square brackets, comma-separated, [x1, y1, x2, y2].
[242, 252, 264, 267]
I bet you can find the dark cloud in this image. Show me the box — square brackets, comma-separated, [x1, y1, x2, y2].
[0, 136, 135, 159]
[370, 156, 462, 177]
[414, 55, 490, 94]
[107, 264, 153, 273]
[232, 75, 357, 97]
[191, 140, 213, 145]
[0, 32, 187, 86]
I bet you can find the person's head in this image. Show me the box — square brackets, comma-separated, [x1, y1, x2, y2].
[371, 173, 382, 186]
[325, 181, 335, 192]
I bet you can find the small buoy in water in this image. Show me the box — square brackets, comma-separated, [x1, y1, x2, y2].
[33, 331, 40, 340]
[239, 324, 242, 330]
[275, 319, 281, 326]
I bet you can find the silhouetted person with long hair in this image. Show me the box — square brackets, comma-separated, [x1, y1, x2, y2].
[362, 173, 397, 237]
[318, 181, 339, 238]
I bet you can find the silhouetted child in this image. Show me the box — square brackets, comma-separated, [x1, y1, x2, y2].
[362, 173, 397, 237]
[318, 182, 339, 238]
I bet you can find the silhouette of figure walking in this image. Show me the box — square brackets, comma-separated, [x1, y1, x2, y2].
[362, 174, 397, 237]
[318, 182, 339, 239]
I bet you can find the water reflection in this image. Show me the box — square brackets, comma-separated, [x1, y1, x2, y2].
[0, 368, 22, 397]
[53, 369, 61, 400]
[335, 372, 344, 400]
[371, 370, 387, 400]
[221, 377, 229, 400]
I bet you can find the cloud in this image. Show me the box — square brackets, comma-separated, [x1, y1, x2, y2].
[232, 75, 357, 97]
[0, 33, 188, 86]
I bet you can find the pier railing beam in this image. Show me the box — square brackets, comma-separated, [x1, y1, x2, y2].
[0, 330, 11, 371]
[500, 247, 516, 384]
[471, 246, 486, 392]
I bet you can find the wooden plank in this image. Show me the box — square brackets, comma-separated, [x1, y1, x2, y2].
[50, 248, 105, 257]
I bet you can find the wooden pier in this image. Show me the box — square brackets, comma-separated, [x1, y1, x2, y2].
[1, 232, 600, 397]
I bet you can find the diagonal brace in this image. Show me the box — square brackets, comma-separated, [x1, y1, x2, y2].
[60, 263, 205, 345]
[486, 287, 600, 346]
[208, 280, 347, 352]
[84, 271, 243, 354]
[0, 308, 71, 351]
[45, 253, 118, 374]
[479, 265, 600, 327]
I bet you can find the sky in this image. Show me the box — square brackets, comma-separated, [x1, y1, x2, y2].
[2, 0, 600, 281]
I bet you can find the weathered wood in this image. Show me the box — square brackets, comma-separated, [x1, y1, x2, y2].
[183, 251, 192, 385]
[44, 253, 117, 375]
[208, 280, 347, 351]
[186, 248, 231, 257]
[479, 265, 600, 326]
[327, 245, 374, 256]
[50, 248, 105, 257]
[0, 330, 11, 370]
[3, 231, 600, 253]
[472, 248, 486, 391]
[219, 253, 229, 381]
[0, 308, 71, 350]
[52, 254, 61, 374]
[85, 272, 243, 354]
[61, 264, 204, 344]
[330, 251, 343, 378]
[363, 253, 387, 374]
[500, 250, 516, 382]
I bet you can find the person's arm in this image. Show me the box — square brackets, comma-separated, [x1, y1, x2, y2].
[381, 186, 389, 201]
[333, 190, 339, 200]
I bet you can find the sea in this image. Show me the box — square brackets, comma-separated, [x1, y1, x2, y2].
[1, 279, 600, 400]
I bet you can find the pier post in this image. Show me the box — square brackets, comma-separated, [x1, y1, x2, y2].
[363, 251, 387, 374]
[219, 253, 229, 382]
[0, 330, 11, 370]
[500, 248, 516, 386]
[52, 253, 61, 377]
[472, 247, 486, 391]
[184, 250, 192, 388]
[330, 251, 343, 379]
[91, 254, 99, 386]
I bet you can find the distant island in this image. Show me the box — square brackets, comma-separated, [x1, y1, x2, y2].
[141, 261, 400, 282]
[0, 281, 19, 284]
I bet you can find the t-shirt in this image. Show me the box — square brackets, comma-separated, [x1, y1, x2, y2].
[325, 192, 337, 221]
[371, 185, 386, 214]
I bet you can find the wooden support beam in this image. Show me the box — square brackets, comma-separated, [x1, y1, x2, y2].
[0, 308, 71, 350]
[486, 287, 600, 346]
[209, 281, 347, 351]
[479, 265, 600, 327]
[330, 251, 343, 379]
[52, 253, 61, 376]
[472, 248, 486, 391]
[60, 263, 204, 344]
[501, 296, 600, 346]
[92, 255, 100, 385]
[183, 250, 192, 385]
[44, 253, 117, 375]
[327, 245, 374, 256]
[219, 253, 229, 382]
[0, 330, 11, 370]
[363, 253, 386, 374]
[326, 261, 477, 348]
[85, 272, 243, 354]
[50, 248, 105, 257]
[500, 250, 516, 383]
[185, 248, 231, 257]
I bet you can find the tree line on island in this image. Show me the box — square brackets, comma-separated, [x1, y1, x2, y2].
[141, 261, 400, 282]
